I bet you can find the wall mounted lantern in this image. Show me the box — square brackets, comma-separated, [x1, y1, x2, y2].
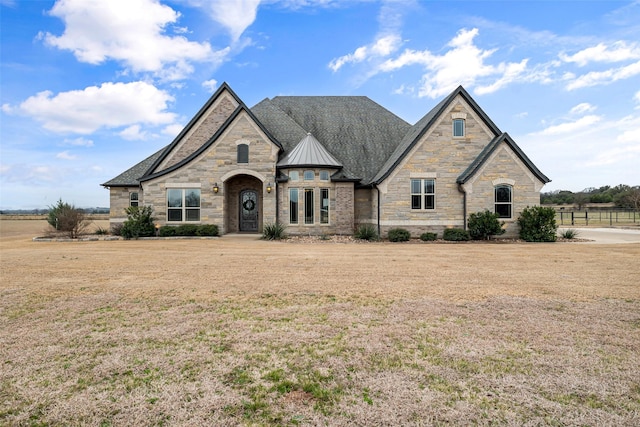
[266, 182, 272, 193]
[213, 183, 219, 193]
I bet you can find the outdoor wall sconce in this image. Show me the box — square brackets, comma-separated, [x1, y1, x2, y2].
[266, 182, 272, 193]
[213, 183, 219, 193]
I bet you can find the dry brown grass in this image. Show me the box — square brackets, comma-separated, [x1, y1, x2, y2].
[1, 220, 639, 426]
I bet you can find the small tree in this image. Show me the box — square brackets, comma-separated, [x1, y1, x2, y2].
[120, 206, 155, 239]
[47, 199, 90, 238]
[517, 206, 557, 242]
[467, 210, 505, 240]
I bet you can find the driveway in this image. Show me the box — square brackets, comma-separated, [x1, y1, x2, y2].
[558, 227, 640, 244]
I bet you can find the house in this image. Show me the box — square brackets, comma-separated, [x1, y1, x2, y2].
[102, 83, 550, 237]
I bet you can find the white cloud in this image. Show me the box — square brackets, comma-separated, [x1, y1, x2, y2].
[163, 123, 185, 138]
[119, 125, 149, 141]
[566, 60, 640, 90]
[185, 0, 261, 41]
[375, 28, 530, 98]
[559, 41, 640, 66]
[11, 81, 176, 134]
[42, 0, 224, 80]
[329, 34, 402, 72]
[56, 151, 77, 160]
[63, 137, 94, 147]
[538, 115, 602, 135]
[634, 90, 640, 107]
[202, 79, 219, 93]
[569, 103, 596, 115]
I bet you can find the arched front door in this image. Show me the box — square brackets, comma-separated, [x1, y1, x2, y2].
[239, 190, 258, 232]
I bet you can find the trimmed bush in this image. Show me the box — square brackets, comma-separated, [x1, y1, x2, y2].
[354, 224, 378, 241]
[420, 232, 437, 241]
[196, 224, 219, 236]
[121, 206, 155, 239]
[175, 224, 199, 236]
[468, 210, 505, 240]
[262, 222, 286, 240]
[388, 228, 411, 242]
[158, 226, 176, 237]
[518, 206, 557, 242]
[443, 228, 470, 241]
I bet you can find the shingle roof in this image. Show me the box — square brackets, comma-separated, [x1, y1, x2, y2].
[252, 96, 411, 183]
[457, 132, 551, 184]
[101, 146, 167, 187]
[277, 133, 343, 168]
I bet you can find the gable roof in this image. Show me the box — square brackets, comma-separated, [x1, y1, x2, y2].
[371, 85, 502, 184]
[457, 132, 551, 184]
[252, 96, 411, 183]
[139, 83, 282, 183]
[101, 146, 167, 187]
[277, 133, 343, 168]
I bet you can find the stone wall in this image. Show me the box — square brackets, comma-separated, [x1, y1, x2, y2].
[142, 111, 278, 234]
[109, 187, 137, 224]
[377, 96, 495, 237]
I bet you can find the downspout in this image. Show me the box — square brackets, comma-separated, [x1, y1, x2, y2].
[376, 184, 381, 237]
[458, 183, 467, 230]
[275, 176, 279, 225]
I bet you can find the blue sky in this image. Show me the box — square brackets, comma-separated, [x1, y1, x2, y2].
[1, 0, 639, 209]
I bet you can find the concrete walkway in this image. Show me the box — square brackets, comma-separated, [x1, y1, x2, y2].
[558, 227, 640, 244]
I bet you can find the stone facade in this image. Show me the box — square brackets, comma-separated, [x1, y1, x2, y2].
[105, 84, 549, 238]
[377, 98, 497, 237]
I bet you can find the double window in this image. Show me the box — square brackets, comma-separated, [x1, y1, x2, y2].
[495, 185, 512, 218]
[167, 188, 200, 222]
[411, 179, 435, 210]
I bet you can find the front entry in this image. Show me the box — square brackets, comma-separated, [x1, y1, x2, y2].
[239, 190, 258, 232]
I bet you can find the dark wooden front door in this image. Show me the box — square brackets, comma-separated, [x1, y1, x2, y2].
[239, 190, 258, 232]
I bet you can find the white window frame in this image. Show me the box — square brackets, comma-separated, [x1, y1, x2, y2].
[495, 185, 512, 219]
[304, 188, 314, 224]
[320, 188, 329, 224]
[167, 188, 201, 222]
[319, 170, 330, 181]
[289, 171, 299, 181]
[411, 179, 435, 210]
[129, 192, 139, 207]
[453, 119, 465, 137]
[289, 188, 299, 224]
[304, 170, 315, 181]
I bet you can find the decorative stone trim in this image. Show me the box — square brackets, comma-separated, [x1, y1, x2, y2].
[451, 112, 467, 120]
[492, 178, 515, 186]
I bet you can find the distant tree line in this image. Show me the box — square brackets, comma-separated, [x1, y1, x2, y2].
[0, 207, 109, 215]
[541, 184, 640, 210]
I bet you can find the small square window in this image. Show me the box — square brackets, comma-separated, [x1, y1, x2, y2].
[319, 171, 330, 181]
[289, 171, 299, 181]
[304, 170, 315, 180]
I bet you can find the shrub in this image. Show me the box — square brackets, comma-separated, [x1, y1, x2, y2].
[94, 226, 109, 235]
[262, 222, 286, 240]
[196, 224, 219, 236]
[175, 224, 199, 236]
[120, 206, 155, 239]
[158, 226, 176, 237]
[47, 199, 91, 239]
[468, 210, 505, 240]
[387, 228, 411, 242]
[420, 232, 437, 241]
[354, 224, 378, 241]
[443, 228, 470, 241]
[518, 206, 557, 242]
[560, 228, 580, 239]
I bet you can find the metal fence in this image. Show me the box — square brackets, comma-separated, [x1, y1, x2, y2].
[555, 209, 638, 226]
